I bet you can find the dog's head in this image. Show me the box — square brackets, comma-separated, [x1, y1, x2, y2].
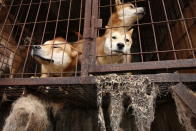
[31, 39, 78, 68]
[104, 26, 133, 55]
[116, 2, 145, 24]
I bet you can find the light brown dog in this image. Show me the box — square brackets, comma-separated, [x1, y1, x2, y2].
[73, 28, 134, 65]
[31, 37, 79, 77]
[107, 0, 145, 31]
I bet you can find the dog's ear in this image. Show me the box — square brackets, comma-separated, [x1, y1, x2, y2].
[127, 29, 134, 35]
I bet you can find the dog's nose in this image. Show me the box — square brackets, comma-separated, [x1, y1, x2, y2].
[33, 45, 41, 50]
[117, 43, 124, 50]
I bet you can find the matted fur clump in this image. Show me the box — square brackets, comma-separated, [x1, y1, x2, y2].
[96, 74, 159, 131]
[3, 94, 50, 131]
[171, 87, 196, 131]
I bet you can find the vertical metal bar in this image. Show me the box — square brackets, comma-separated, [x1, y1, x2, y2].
[74, 0, 84, 77]
[47, 1, 62, 76]
[61, 0, 73, 77]
[0, 1, 13, 72]
[1, 0, 24, 76]
[176, 0, 195, 58]
[0, 0, 14, 34]
[90, 0, 99, 65]
[78, 0, 83, 41]
[39, 0, 52, 77]
[109, 0, 113, 63]
[14, 0, 33, 77]
[134, 0, 144, 62]
[22, 0, 43, 77]
[81, 0, 92, 76]
[147, 0, 160, 61]
[40, 0, 52, 46]
[65, 0, 73, 41]
[161, 0, 177, 59]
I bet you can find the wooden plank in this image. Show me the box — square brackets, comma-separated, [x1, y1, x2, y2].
[0, 74, 196, 86]
[89, 59, 196, 73]
[0, 77, 96, 86]
[81, 0, 93, 76]
[171, 83, 196, 115]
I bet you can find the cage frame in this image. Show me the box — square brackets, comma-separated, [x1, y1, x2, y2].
[0, 0, 196, 86]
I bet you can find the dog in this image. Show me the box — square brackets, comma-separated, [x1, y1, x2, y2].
[0, 6, 30, 78]
[73, 27, 134, 65]
[31, 37, 80, 77]
[96, 27, 133, 64]
[107, 0, 145, 31]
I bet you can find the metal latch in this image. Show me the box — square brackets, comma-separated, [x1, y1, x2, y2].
[96, 19, 102, 28]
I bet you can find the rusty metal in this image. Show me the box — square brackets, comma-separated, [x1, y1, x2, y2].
[89, 59, 196, 73]
[161, 0, 177, 59]
[21, 0, 42, 77]
[81, 0, 93, 76]
[147, 0, 160, 61]
[0, 77, 95, 86]
[176, 0, 195, 58]
[171, 83, 196, 115]
[89, 0, 99, 65]
[0, 0, 196, 85]
[94, 17, 196, 30]
[1, 73, 196, 86]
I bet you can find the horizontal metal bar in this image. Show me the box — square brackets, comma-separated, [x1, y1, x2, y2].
[144, 73, 196, 83]
[171, 83, 196, 115]
[0, 73, 196, 86]
[0, 77, 96, 86]
[89, 59, 196, 73]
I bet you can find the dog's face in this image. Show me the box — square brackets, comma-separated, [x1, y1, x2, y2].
[31, 39, 78, 68]
[104, 27, 133, 55]
[116, 3, 145, 24]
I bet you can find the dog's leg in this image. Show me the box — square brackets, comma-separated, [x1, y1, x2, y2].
[8, 52, 16, 78]
[115, 0, 122, 5]
[40, 68, 50, 90]
[123, 54, 131, 63]
[41, 74, 48, 78]
[40, 65, 49, 78]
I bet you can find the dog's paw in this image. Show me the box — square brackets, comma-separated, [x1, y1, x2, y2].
[30, 76, 39, 78]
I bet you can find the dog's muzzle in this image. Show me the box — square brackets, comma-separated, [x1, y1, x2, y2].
[31, 45, 41, 57]
[31, 45, 54, 63]
[33, 45, 41, 50]
[136, 7, 145, 16]
[117, 43, 125, 50]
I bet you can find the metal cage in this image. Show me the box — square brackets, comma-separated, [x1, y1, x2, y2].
[0, 0, 196, 85]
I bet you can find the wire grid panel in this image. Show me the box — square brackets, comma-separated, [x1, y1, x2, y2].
[90, 0, 196, 73]
[0, 0, 89, 78]
[0, 0, 196, 79]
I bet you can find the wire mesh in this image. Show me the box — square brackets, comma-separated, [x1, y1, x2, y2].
[0, 0, 196, 80]
[95, 0, 196, 72]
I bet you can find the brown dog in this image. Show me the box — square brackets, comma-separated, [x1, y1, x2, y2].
[31, 37, 79, 77]
[107, 0, 145, 31]
[73, 28, 134, 65]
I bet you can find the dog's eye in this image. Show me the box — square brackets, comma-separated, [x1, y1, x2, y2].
[126, 39, 129, 42]
[53, 46, 60, 48]
[112, 36, 117, 39]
